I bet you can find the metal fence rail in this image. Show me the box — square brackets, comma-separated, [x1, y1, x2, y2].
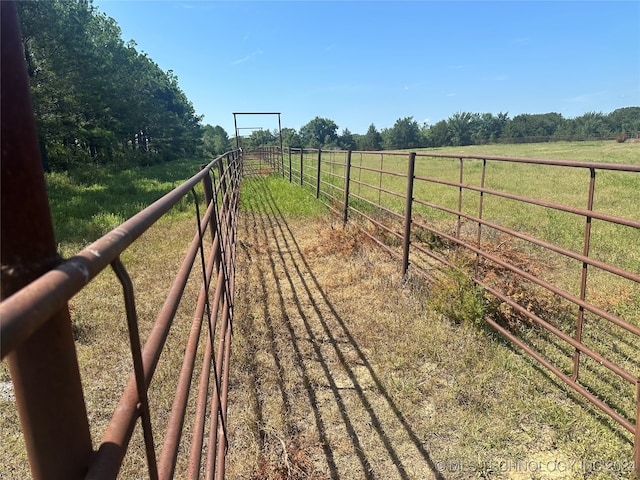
[1, 150, 242, 480]
[255, 145, 640, 472]
[2, 7, 243, 477]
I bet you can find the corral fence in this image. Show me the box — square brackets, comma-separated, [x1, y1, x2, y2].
[2, 6, 243, 478]
[2, 144, 242, 480]
[2, 139, 243, 480]
[1, 0, 638, 472]
[254, 145, 640, 472]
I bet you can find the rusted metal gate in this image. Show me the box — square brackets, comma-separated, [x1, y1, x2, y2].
[256, 145, 640, 473]
[1, 4, 241, 478]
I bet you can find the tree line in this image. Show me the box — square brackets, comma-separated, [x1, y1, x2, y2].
[17, 1, 638, 171]
[242, 108, 640, 151]
[17, 0, 205, 171]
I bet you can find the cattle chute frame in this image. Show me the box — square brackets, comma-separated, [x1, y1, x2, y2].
[2, 0, 639, 475]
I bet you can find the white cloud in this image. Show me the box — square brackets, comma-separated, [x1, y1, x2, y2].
[232, 49, 263, 66]
[172, 2, 195, 9]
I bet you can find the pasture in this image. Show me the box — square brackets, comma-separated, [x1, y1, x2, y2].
[1, 141, 638, 478]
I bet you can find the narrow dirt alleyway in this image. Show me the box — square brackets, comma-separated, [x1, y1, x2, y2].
[226, 177, 444, 479]
[223, 176, 623, 480]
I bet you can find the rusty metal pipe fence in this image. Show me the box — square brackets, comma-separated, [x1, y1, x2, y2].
[1, 149, 243, 480]
[254, 145, 640, 472]
[1, 150, 242, 479]
[1, 7, 245, 477]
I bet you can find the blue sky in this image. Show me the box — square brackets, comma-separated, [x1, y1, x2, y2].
[94, 0, 640, 136]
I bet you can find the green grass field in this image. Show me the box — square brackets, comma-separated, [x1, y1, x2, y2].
[295, 142, 640, 291]
[45, 158, 210, 254]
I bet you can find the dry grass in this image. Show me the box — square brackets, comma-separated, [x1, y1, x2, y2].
[0, 215, 208, 479]
[1, 167, 636, 479]
[227, 176, 634, 480]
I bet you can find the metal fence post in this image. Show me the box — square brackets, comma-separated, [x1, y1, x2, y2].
[456, 158, 464, 239]
[1, 3, 93, 478]
[288, 147, 292, 183]
[573, 167, 596, 382]
[316, 148, 322, 199]
[200, 164, 215, 240]
[281, 146, 285, 178]
[300, 149, 304, 186]
[473, 159, 487, 279]
[343, 150, 352, 225]
[401, 152, 416, 276]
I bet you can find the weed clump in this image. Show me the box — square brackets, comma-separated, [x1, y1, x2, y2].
[303, 222, 368, 258]
[250, 437, 325, 480]
[430, 263, 487, 328]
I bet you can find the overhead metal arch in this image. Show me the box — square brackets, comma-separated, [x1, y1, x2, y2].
[232, 112, 283, 154]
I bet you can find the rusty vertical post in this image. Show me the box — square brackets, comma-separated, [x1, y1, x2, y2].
[456, 157, 464, 239]
[573, 167, 595, 382]
[278, 114, 284, 177]
[357, 152, 363, 196]
[473, 159, 487, 279]
[270, 146, 274, 173]
[378, 153, 384, 205]
[300, 149, 304, 186]
[401, 153, 416, 276]
[343, 150, 352, 225]
[316, 148, 322, 199]
[200, 165, 214, 207]
[218, 156, 228, 199]
[200, 164, 215, 240]
[0, 2, 93, 478]
[233, 113, 239, 150]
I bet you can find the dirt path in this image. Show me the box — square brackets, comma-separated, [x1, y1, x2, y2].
[227, 178, 444, 479]
[224, 177, 632, 480]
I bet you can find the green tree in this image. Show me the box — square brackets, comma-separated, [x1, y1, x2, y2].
[281, 127, 301, 148]
[606, 107, 640, 136]
[573, 112, 610, 140]
[299, 117, 338, 148]
[471, 112, 508, 144]
[201, 125, 231, 157]
[383, 117, 422, 150]
[425, 120, 452, 147]
[17, 0, 203, 169]
[339, 128, 356, 150]
[247, 129, 276, 148]
[503, 113, 564, 141]
[447, 111, 478, 146]
[361, 123, 382, 150]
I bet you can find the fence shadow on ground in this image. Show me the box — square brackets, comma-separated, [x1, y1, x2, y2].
[233, 175, 444, 479]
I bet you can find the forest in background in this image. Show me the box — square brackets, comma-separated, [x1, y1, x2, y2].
[17, 0, 204, 171]
[18, 1, 639, 172]
[243, 109, 640, 152]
